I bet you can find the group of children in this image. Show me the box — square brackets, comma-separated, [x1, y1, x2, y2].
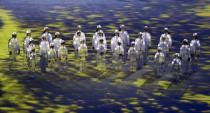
[8, 25, 201, 78]
[154, 31, 200, 79]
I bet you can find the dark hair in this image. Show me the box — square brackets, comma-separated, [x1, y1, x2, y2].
[115, 32, 119, 37]
[182, 40, 188, 45]
[61, 41, 65, 45]
[193, 35, 198, 40]
[118, 42, 121, 45]
[164, 30, 171, 34]
[96, 28, 100, 32]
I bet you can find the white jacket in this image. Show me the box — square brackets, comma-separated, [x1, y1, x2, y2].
[114, 45, 124, 57]
[142, 32, 151, 48]
[180, 45, 191, 61]
[9, 38, 19, 50]
[48, 48, 57, 60]
[24, 36, 33, 49]
[111, 36, 123, 52]
[160, 33, 172, 48]
[53, 38, 63, 51]
[94, 35, 107, 50]
[78, 44, 88, 57]
[190, 39, 200, 55]
[158, 41, 169, 54]
[58, 45, 68, 58]
[120, 30, 130, 47]
[92, 31, 105, 48]
[155, 52, 165, 64]
[135, 38, 146, 53]
[96, 43, 107, 54]
[171, 58, 181, 70]
[73, 33, 86, 50]
[42, 32, 53, 43]
[128, 47, 138, 61]
[40, 40, 50, 55]
[26, 44, 36, 57]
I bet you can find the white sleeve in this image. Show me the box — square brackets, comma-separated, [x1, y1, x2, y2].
[158, 43, 161, 48]
[94, 39, 98, 49]
[111, 38, 114, 52]
[134, 39, 138, 50]
[47, 42, 50, 50]
[179, 47, 182, 54]
[73, 34, 76, 41]
[49, 33, 53, 42]
[128, 49, 131, 58]
[188, 47, 191, 56]
[171, 59, 175, 65]
[104, 44, 107, 52]
[160, 34, 163, 42]
[154, 53, 158, 61]
[16, 39, 19, 48]
[104, 36, 107, 48]
[190, 41, 193, 47]
[121, 47, 124, 54]
[143, 41, 146, 51]
[148, 33, 152, 47]
[92, 34, 96, 47]
[73, 35, 76, 46]
[169, 35, 172, 47]
[126, 32, 130, 45]
[82, 32, 86, 42]
[40, 42, 42, 48]
[198, 40, 201, 47]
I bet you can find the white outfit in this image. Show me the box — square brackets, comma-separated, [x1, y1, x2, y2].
[94, 35, 107, 50]
[158, 41, 169, 57]
[160, 33, 172, 48]
[113, 45, 124, 70]
[92, 31, 105, 49]
[58, 45, 68, 59]
[24, 36, 33, 50]
[39, 40, 50, 72]
[9, 38, 19, 51]
[155, 52, 165, 64]
[48, 48, 57, 60]
[128, 47, 138, 61]
[114, 45, 124, 59]
[135, 38, 146, 68]
[26, 44, 36, 57]
[42, 32, 53, 43]
[142, 32, 151, 48]
[171, 58, 182, 79]
[53, 38, 63, 51]
[135, 38, 146, 54]
[73, 32, 86, 50]
[190, 39, 201, 72]
[142, 31, 151, 64]
[78, 44, 88, 58]
[40, 40, 50, 55]
[171, 58, 181, 71]
[128, 47, 138, 70]
[180, 45, 191, 62]
[154, 51, 165, 76]
[190, 39, 201, 57]
[96, 43, 107, 54]
[120, 30, 130, 48]
[111, 36, 123, 52]
[180, 45, 191, 73]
